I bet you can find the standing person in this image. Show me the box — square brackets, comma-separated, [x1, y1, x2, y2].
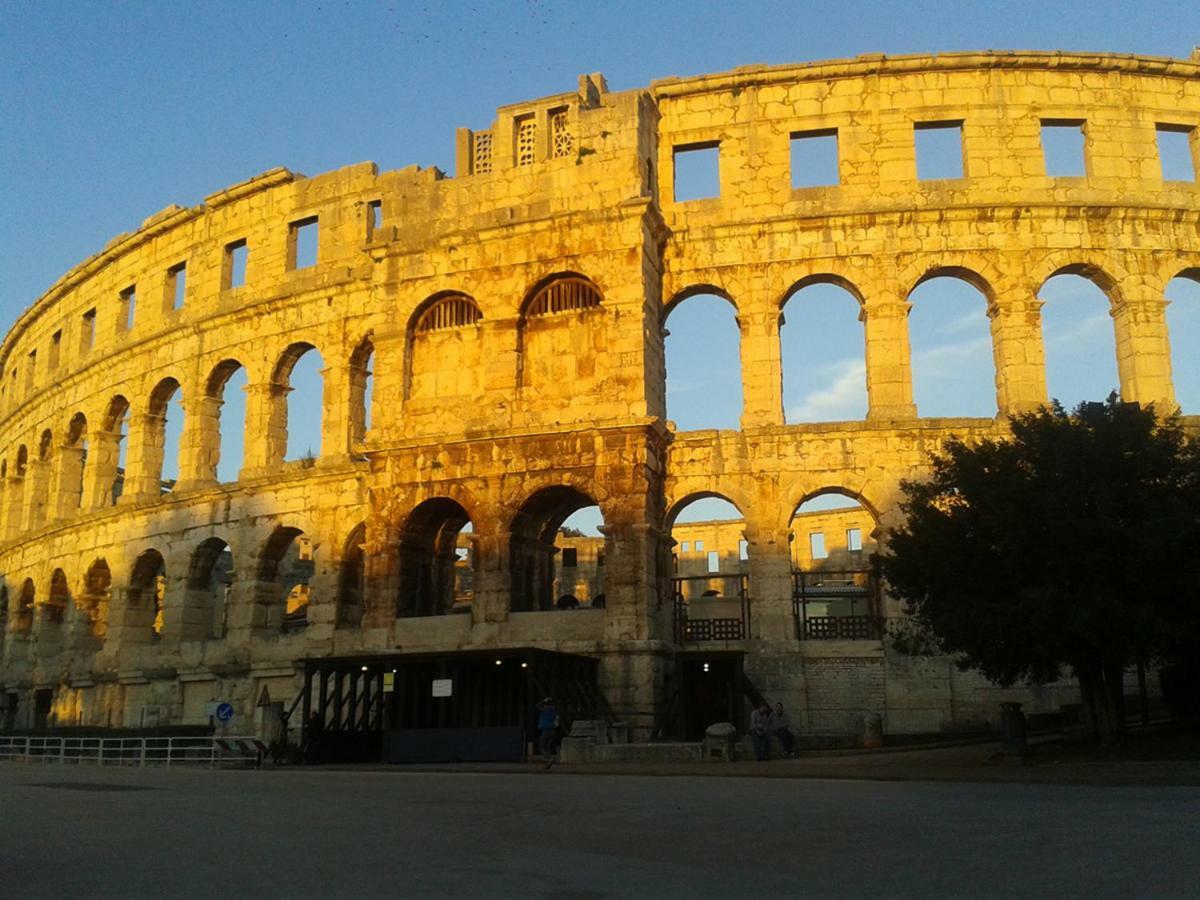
[774, 702, 796, 758]
[750, 702, 773, 761]
[535, 697, 559, 769]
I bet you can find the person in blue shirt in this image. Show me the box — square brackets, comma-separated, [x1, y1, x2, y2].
[536, 697, 559, 768]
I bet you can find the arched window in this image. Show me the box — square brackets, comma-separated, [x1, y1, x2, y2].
[257, 526, 313, 632]
[186, 537, 234, 639]
[206, 360, 248, 483]
[336, 523, 366, 628]
[16, 578, 35, 633]
[129, 549, 167, 640]
[407, 295, 484, 404]
[1039, 268, 1120, 409]
[907, 271, 996, 417]
[102, 396, 130, 504]
[61, 413, 88, 512]
[780, 278, 867, 423]
[349, 338, 374, 444]
[271, 344, 324, 462]
[46, 568, 70, 630]
[664, 291, 742, 430]
[414, 294, 482, 332]
[397, 500, 474, 617]
[790, 491, 881, 640]
[28, 429, 54, 526]
[1165, 271, 1200, 412]
[80, 558, 112, 642]
[524, 277, 601, 317]
[149, 378, 184, 493]
[509, 487, 605, 612]
[668, 494, 747, 641]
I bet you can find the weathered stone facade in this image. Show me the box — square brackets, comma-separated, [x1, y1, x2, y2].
[1, 52, 1197, 740]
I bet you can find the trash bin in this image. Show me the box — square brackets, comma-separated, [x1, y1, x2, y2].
[999, 702, 1027, 755]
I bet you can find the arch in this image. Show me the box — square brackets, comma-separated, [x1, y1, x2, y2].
[906, 270, 997, 417]
[271, 343, 324, 462]
[148, 377, 183, 493]
[412, 292, 483, 333]
[1165, 272, 1200, 412]
[1038, 271, 1121, 408]
[186, 537, 234, 639]
[256, 525, 313, 631]
[396, 499, 474, 617]
[60, 412, 89, 513]
[15, 445, 27, 476]
[129, 549, 166, 639]
[100, 395, 130, 505]
[80, 558, 112, 642]
[335, 522, 366, 628]
[28, 429, 54, 526]
[521, 273, 602, 318]
[206, 359, 248, 483]
[16, 578, 35, 632]
[902, 261, 1001, 305]
[665, 491, 747, 532]
[780, 278, 868, 423]
[1035, 260, 1124, 308]
[38, 428, 52, 460]
[509, 485, 604, 612]
[349, 336, 374, 444]
[664, 283, 737, 316]
[45, 567, 70, 631]
[663, 291, 743, 430]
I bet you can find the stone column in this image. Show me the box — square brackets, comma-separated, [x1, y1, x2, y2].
[174, 396, 220, 491]
[240, 382, 286, 476]
[157, 573, 193, 651]
[602, 518, 664, 643]
[359, 521, 399, 648]
[988, 292, 1048, 416]
[1, 474, 24, 540]
[120, 413, 166, 503]
[484, 319, 521, 396]
[369, 326, 406, 441]
[319, 361, 351, 463]
[106, 586, 157, 671]
[51, 444, 87, 520]
[469, 526, 511, 626]
[738, 309, 785, 429]
[81, 429, 122, 510]
[22, 458, 51, 528]
[1112, 286, 1176, 412]
[743, 523, 794, 641]
[862, 294, 917, 420]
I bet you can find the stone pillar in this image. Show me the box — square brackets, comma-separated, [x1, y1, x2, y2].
[484, 319, 521, 396]
[988, 293, 1048, 416]
[738, 309, 785, 429]
[743, 523, 794, 641]
[359, 522, 399, 647]
[1, 474, 24, 540]
[369, 326, 406, 441]
[81, 429, 122, 510]
[470, 526, 511, 626]
[51, 444, 86, 520]
[240, 382, 286, 476]
[1112, 286, 1177, 412]
[120, 413, 166, 502]
[602, 518, 663, 643]
[174, 396, 220, 491]
[863, 294, 917, 420]
[106, 586, 157, 670]
[157, 573, 193, 650]
[22, 458, 51, 529]
[319, 362, 351, 463]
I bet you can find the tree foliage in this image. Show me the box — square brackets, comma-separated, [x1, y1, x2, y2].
[876, 397, 1200, 740]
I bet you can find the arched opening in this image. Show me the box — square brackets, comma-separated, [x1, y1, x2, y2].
[8, 446, 28, 533]
[397, 499, 475, 617]
[780, 279, 867, 423]
[1039, 269, 1120, 409]
[149, 378, 184, 493]
[790, 491, 881, 640]
[336, 523, 366, 628]
[79, 558, 112, 643]
[668, 494, 747, 640]
[407, 294, 484, 405]
[257, 526, 313, 632]
[907, 271, 996, 417]
[29, 429, 53, 526]
[102, 396, 130, 505]
[45, 568, 70, 635]
[518, 274, 605, 397]
[272, 344, 324, 462]
[207, 360, 248, 483]
[129, 549, 167, 640]
[664, 291, 742, 430]
[1166, 271, 1200, 412]
[0, 584, 7, 645]
[61, 413, 88, 512]
[16, 578, 34, 634]
[186, 538, 234, 640]
[349, 337, 374, 443]
[509, 487, 605, 612]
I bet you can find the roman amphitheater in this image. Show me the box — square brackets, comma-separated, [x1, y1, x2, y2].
[1, 51, 1197, 757]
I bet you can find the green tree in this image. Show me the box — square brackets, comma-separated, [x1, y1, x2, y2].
[875, 397, 1200, 743]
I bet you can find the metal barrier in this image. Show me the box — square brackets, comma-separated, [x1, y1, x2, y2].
[0, 735, 264, 767]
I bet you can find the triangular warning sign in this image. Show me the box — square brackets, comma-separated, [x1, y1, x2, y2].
[257, 685, 272, 707]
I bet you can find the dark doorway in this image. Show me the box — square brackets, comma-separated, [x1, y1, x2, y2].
[3, 692, 18, 731]
[33, 689, 53, 730]
[678, 653, 743, 740]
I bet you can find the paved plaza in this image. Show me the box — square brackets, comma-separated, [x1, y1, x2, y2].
[2, 763, 1198, 898]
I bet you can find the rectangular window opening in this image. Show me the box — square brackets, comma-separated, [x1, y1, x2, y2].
[167, 263, 186, 310]
[119, 285, 136, 331]
[81, 309, 96, 353]
[810, 532, 828, 560]
[847, 528, 863, 552]
[562, 547, 578, 568]
[738, 539, 749, 561]
[49, 330, 61, 370]
[288, 216, 319, 270]
[913, 121, 965, 180]
[694, 540, 704, 552]
[680, 541, 691, 553]
[1156, 124, 1197, 182]
[706, 550, 720, 573]
[225, 239, 248, 289]
[790, 128, 839, 188]
[1041, 120, 1087, 178]
[673, 142, 720, 201]
[25, 350, 36, 393]
[367, 200, 383, 237]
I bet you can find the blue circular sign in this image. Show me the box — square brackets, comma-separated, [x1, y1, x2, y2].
[215, 702, 235, 722]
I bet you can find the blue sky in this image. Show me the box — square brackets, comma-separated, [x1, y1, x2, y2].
[3, 0, 1197, 530]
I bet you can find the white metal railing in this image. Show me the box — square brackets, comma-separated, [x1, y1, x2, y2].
[0, 735, 263, 767]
